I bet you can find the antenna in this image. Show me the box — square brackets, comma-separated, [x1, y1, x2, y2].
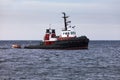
[62, 12, 69, 30]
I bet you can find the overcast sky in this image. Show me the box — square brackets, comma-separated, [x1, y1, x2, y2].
[0, 0, 120, 40]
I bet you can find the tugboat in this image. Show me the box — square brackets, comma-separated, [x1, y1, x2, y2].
[24, 12, 89, 49]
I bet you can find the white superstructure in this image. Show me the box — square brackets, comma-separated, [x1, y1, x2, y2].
[61, 26, 76, 37]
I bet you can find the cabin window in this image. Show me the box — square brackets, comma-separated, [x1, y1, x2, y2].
[68, 32, 69, 35]
[71, 32, 76, 35]
[63, 32, 71, 35]
[65, 32, 67, 35]
[71, 32, 73, 34]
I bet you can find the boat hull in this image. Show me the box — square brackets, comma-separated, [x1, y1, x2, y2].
[24, 36, 89, 50]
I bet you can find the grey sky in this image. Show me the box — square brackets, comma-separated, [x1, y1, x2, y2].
[0, 0, 120, 40]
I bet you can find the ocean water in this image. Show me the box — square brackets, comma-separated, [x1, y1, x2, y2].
[0, 40, 120, 80]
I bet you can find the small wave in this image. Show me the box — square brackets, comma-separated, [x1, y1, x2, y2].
[0, 48, 9, 49]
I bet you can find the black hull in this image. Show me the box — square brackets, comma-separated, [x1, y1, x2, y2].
[24, 36, 89, 50]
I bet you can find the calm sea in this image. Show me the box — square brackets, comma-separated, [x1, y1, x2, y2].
[0, 40, 120, 80]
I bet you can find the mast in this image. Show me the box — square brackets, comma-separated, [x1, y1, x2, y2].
[62, 12, 69, 30]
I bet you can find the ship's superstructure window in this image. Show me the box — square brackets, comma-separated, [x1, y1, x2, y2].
[71, 32, 76, 35]
[61, 29, 76, 37]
